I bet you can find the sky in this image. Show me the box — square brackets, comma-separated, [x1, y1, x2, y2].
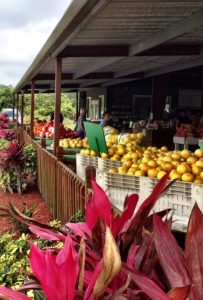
[0, 0, 72, 87]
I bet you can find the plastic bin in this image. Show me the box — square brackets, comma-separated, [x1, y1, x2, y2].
[96, 172, 149, 212]
[96, 171, 203, 232]
[76, 154, 98, 181]
[98, 157, 122, 172]
[148, 178, 203, 231]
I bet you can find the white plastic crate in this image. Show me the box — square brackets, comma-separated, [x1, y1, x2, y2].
[98, 157, 122, 172]
[148, 178, 203, 231]
[96, 171, 203, 232]
[96, 172, 150, 212]
[76, 154, 98, 181]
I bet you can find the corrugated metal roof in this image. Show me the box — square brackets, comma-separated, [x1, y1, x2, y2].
[14, 0, 203, 92]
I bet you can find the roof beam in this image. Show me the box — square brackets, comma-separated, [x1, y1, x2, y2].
[78, 72, 114, 79]
[74, 57, 122, 79]
[145, 56, 203, 78]
[101, 78, 140, 87]
[58, 45, 129, 58]
[33, 73, 73, 80]
[137, 44, 201, 56]
[80, 79, 109, 88]
[61, 83, 80, 89]
[117, 71, 144, 79]
[22, 84, 51, 91]
[129, 9, 203, 56]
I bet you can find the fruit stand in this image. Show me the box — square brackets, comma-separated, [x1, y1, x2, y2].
[76, 123, 203, 232]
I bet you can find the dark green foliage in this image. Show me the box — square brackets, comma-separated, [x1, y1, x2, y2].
[0, 85, 13, 111]
[70, 210, 85, 223]
[24, 92, 76, 121]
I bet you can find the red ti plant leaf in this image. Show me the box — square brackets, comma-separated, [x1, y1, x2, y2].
[122, 263, 171, 300]
[185, 203, 203, 300]
[29, 225, 66, 242]
[153, 214, 190, 289]
[122, 175, 169, 257]
[167, 285, 191, 300]
[86, 180, 138, 239]
[84, 226, 122, 299]
[66, 222, 92, 239]
[0, 285, 31, 299]
[85, 180, 112, 230]
[30, 235, 78, 300]
[127, 244, 140, 268]
[111, 194, 138, 239]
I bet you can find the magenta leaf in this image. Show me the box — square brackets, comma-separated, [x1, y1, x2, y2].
[0, 285, 31, 299]
[29, 225, 66, 241]
[84, 259, 103, 300]
[153, 214, 190, 289]
[86, 180, 112, 230]
[66, 222, 92, 238]
[185, 203, 203, 300]
[122, 175, 169, 256]
[127, 244, 140, 268]
[30, 235, 78, 300]
[111, 194, 139, 238]
[122, 263, 171, 300]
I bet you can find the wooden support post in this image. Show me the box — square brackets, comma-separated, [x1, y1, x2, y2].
[30, 81, 35, 138]
[12, 94, 15, 122]
[21, 93, 24, 127]
[16, 94, 19, 128]
[54, 58, 62, 156]
[76, 90, 79, 121]
[41, 138, 46, 148]
[56, 146, 64, 162]
[152, 75, 170, 120]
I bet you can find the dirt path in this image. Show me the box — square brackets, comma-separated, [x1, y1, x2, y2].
[0, 186, 53, 235]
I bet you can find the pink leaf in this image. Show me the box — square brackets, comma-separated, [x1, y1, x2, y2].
[112, 194, 139, 238]
[153, 214, 190, 289]
[30, 235, 78, 300]
[127, 244, 140, 268]
[185, 203, 203, 300]
[122, 263, 171, 300]
[84, 259, 103, 300]
[86, 180, 112, 228]
[0, 285, 31, 300]
[122, 175, 169, 255]
[66, 222, 92, 238]
[29, 225, 65, 242]
[85, 199, 100, 231]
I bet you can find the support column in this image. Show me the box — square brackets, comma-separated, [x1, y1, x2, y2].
[12, 93, 15, 121]
[30, 81, 35, 138]
[21, 93, 24, 126]
[54, 58, 62, 156]
[16, 94, 19, 129]
[152, 75, 170, 120]
[79, 91, 87, 109]
[76, 90, 79, 122]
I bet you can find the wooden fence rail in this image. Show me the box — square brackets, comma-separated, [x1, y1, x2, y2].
[56, 162, 86, 223]
[22, 131, 87, 222]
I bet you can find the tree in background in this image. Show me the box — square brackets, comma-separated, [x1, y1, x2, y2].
[0, 85, 13, 111]
[24, 92, 76, 127]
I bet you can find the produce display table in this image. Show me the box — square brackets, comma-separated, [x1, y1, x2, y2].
[64, 154, 76, 162]
[46, 146, 81, 155]
[173, 136, 198, 150]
